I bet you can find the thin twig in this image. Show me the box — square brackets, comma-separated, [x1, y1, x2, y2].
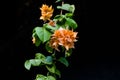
[60, 1, 64, 15]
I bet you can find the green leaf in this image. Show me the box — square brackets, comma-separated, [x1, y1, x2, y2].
[55, 0, 62, 3]
[32, 32, 35, 37]
[36, 78, 44, 80]
[65, 13, 73, 18]
[36, 74, 47, 80]
[54, 15, 66, 27]
[24, 60, 31, 70]
[44, 24, 58, 32]
[44, 56, 53, 64]
[35, 39, 41, 47]
[55, 69, 61, 78]
[35, 27, 52, 43]
[58, 57, 69, 67]
[47, 76, 56, 80]
[65, 18, 78, 29]
[65, 49, 72, 57]
[35, 53, 46, 60]
[46, 64, 56, 73]
[69, 5, 75, 13]
[57, 4, 70, 11]
[46, 56, 53, 63]
[45, 42, 53, 53]
[34, 27, 43, 41]
[54, 15, 65, 21]
[30, 59, 41, 66]
[57, 4, 75, 13]
[32, 33, 41, 47]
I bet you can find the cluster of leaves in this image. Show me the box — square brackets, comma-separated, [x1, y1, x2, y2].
[24, 0, 78, 80]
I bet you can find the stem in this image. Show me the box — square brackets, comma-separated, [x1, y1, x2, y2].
[60, 1, 64, 15]
[66, 26, 69, 29]
[52, 50, 56, 59]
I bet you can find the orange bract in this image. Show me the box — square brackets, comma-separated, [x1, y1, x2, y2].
[32, 37, 36, 44]
[48, 20, 55, 26]
[40, 4, 54, 22]
[49, 27, 78, 51]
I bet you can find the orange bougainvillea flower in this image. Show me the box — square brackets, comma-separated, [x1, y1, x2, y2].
[32, 37, 36, 44]
[49, 27, 78, 51]
[40, 4, 54, 22]
[48, 20, 55, 26]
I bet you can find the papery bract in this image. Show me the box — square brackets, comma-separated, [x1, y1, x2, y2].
[49, 27, 78, 51]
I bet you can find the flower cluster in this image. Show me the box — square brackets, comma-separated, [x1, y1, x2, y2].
[40, 4, 54, 22]
[49, 27, 78, 51]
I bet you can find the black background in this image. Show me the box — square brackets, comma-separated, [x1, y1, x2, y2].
[0, 0, 119, 80]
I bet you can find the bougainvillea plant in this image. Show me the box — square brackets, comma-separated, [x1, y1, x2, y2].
[24, 0, 78, 80]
